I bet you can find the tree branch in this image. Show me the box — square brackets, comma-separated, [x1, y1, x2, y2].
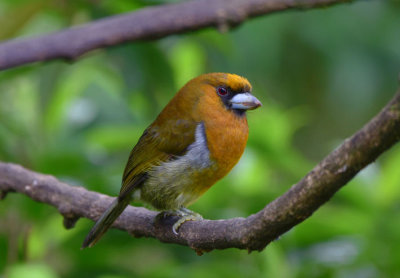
[1, 87, 399, 254]
[0, 0, 354, 70]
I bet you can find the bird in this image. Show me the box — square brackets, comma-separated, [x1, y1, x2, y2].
[82, 72, 262, 248]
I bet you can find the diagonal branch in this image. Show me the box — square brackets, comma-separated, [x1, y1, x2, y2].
[1, 87, 399, 254]
[0, 0, 354, 70]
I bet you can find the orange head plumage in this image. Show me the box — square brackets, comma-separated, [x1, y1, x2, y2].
[82, 73, 261, 248]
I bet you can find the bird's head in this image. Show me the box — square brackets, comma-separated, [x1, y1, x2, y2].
[157, 73, 262, 127]
[179, 73, 262, 118]
[203, 73, 261, 114]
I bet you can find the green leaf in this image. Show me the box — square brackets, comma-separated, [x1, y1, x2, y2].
[6, 263, 58, 278]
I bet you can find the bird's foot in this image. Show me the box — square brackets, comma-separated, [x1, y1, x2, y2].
[157, 208, 203, 235]
[172, 208, 203, 235]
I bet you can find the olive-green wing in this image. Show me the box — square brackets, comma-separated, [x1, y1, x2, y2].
[119, 119, 196, 198]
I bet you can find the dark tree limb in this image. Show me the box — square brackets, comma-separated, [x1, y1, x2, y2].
[1, 87, 400, 254]
[0, 0, 354, 71]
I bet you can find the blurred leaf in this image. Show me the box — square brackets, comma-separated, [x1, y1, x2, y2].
[168, 38, 206, 88]
[376, 145, 400, 207]
[84, 124, 144, 151]
[0, 0, 47, 39]
[44, 57, 122, 133]
[6, 263, 58, 278]
[262, 243, 293, 278]
[100, 0, 142, 14]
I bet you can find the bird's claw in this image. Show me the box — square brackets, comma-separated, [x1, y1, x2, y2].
[158, 208, 203, 235]
[172, 213, 203, 235]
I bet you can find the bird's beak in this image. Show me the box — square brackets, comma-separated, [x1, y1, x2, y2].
[230, 93, 262, 110]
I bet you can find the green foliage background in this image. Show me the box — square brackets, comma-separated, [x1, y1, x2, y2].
[1, 0, 400, 277]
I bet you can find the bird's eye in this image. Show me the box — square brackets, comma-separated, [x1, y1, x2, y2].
[217, 87, 228, 97]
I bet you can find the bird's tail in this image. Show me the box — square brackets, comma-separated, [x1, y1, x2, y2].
[81, 197, 130, 249]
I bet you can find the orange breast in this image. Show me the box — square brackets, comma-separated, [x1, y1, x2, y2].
[198, 91, 249, 185]
[205, 112, 248, 178]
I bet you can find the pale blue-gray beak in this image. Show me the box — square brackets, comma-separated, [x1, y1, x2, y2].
[230, 93, 262, 110]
